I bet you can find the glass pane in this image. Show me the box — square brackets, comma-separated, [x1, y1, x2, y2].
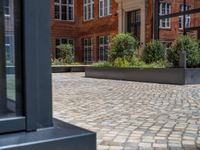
[0, 0, 22, 118]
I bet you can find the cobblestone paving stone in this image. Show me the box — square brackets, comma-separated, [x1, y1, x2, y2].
[53, 73, 200, 150]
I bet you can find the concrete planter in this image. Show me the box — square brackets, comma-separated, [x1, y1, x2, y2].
[85, 67, 200, 85]
[52, 65, 86, 73]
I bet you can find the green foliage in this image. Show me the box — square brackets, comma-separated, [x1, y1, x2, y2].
[168, 36, 200, 67]
[57, 44, 74, 64]
[143, 40, 166, 63]
[52, 59, 82, 66]
[130, 56, 169, 68]
[113, 57, 129, 68]
[130, 56, 146, 67]
[110, 33, 139, 61]
[92, 61, 112, 67]
[52, 59, 66, 65]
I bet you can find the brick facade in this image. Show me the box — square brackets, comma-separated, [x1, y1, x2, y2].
[51, 0, 200, 63]
[159, 0, 200, 43]
[51, 0, 118, 62]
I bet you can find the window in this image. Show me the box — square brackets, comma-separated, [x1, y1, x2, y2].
[179, 4, 191, 29]
[84, 0, 94, 21]
[54, 0, 74, 21]
[127, 10, 141, 41]
[4, 0, 10, 17]
[99, 36, 109, 61]
[55, 38, 74, 58]
[159, 3, 171, 28]
[83, 38, 92, 62]
[99, 0, 112, 17]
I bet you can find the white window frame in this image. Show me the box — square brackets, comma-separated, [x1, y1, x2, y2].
[179, 4, 191, 30]
[159, 3, 171, 29]
[99, 36, 109, 61]
[84, 0, 94, 21]
[83, 38, 93, 62]
[99, 0, 112, 17]
[54, 0, 74, 21]
[4, 0, 11, 17]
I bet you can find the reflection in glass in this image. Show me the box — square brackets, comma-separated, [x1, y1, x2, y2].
[0, 0, 18, 117]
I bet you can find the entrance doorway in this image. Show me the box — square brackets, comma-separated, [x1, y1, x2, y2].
[127, 10, 141, 41]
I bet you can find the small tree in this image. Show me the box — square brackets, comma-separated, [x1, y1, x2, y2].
[57, 44, 74, 64]
[110, 33, 139, 62]
[143, 40, 166, 63]
[168, 35, 200, 67]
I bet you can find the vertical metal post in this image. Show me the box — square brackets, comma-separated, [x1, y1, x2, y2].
[179, 50, 187, 68]
[153, 0, 160, 40]
[0, 0, 7, 113]
[14, 0, 23, 116]
[183, 0, 187, 35]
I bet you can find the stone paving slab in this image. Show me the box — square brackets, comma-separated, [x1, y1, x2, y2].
[53, 73, 200, 150]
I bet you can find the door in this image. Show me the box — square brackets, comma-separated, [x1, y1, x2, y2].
[0, 0, 25, 134]
[127, 10, 141, 41]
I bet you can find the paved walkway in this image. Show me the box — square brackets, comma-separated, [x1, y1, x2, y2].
[53, 73, 200, 150]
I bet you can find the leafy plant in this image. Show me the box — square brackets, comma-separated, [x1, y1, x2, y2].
[92, 61, 112, 67]
[110, 33, 139, 61]
[52, 59, 67, 65]
[113, 57, 129, 68]
[143, 40, 166, 63]
[168, 35, 200, 67]
[130, 56, 146, 67]
[57, 44, 74, 64]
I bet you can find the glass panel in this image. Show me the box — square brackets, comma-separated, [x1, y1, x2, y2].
[127, 10, 141, 41]
[0, 0, 22, 118]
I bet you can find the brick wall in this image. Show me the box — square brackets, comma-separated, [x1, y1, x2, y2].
[51, 0, 200, 62]
[159, 0, 200, 43]
[51, 0, 118, 62]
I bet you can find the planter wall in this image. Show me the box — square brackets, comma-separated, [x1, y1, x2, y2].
[52, 65, 86, 73]
[85, 67, 200, 85]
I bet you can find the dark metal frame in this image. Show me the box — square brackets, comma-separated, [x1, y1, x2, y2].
[0, 0, 53, 134]
[153, 0, 200, 39]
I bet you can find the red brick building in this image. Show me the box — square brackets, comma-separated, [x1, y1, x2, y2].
[51, 0, 200, 63]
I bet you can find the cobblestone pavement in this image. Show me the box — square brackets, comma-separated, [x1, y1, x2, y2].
[53, 73, 200, 150]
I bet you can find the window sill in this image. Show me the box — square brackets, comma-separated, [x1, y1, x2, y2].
[159, 27, 172, 31]
[54, 19, 75, 23]
[83, 18, 94, 22]
[99, 14, 112, 19]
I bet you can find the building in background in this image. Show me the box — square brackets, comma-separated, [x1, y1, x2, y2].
[51, 0, 200, 63]
[4, 0, 15, 65]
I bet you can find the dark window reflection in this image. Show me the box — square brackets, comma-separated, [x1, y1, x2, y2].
[0, 0, 21, 117]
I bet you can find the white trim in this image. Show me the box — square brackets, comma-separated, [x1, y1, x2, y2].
[99, 0, 112, 17]
[54, 0, 74, 21]
[159, 3, 171, 29]
[84, 0, 94, 21]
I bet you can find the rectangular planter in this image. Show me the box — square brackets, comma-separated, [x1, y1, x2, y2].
[85, 67, 200, 85]
[52, 65, 86, 73]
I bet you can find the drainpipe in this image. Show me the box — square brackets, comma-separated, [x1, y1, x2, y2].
[153, 0, 159, 40]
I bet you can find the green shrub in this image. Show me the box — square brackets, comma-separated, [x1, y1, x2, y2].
[110, 33, 139, 61]
[168, 36, 200, 67]
[113, 57, 129, 68]
[143, 40, 166, 63]
[57, 44, 74, 64]
[130, 56, 146, 67]
[92, 61, 112, 67]
[52, 59, 66, 65]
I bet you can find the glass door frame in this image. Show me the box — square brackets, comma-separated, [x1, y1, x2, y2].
[127, 9, 141, 41]
[0, 0, 25, 134]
